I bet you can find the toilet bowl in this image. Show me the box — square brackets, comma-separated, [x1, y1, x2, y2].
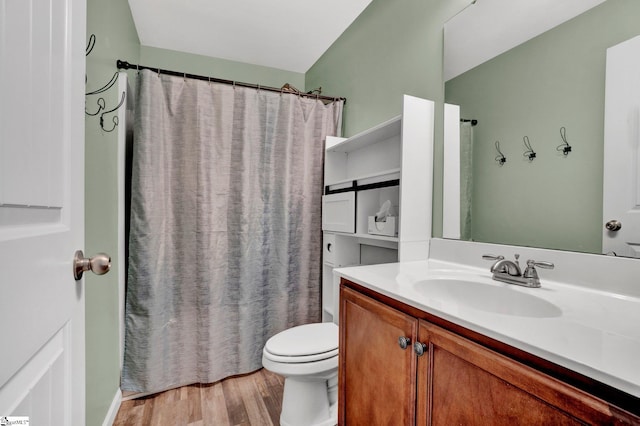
[262, 322, 339, 426]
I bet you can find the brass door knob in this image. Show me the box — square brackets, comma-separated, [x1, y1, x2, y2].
[73, 250, 111, 280]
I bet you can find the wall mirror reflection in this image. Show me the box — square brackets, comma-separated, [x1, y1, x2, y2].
[443, 0, 640, 257]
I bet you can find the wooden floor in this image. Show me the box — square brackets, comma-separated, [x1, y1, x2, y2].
[113, 369, 284, 426]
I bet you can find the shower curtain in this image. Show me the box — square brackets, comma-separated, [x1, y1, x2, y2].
[460, 122, 473, 241]
[122, 69, 343, 393]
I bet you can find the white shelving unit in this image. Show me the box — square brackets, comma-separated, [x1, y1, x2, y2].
[321, 95, 435, 323]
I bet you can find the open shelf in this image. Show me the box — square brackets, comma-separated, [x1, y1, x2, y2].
[353, 233, 399, 242]
[321, 95, 435, 325]
[327, 116, 401, 153]
[325, 168, 401, 188]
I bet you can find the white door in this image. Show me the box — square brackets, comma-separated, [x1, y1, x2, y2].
[0, 0, 86, 424]
[603, 35, 640, 258]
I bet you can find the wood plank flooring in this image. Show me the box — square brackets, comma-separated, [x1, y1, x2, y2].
[113, 368, 284, 426]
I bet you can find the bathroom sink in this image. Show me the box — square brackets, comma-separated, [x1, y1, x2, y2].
[413, 278, 562, 318]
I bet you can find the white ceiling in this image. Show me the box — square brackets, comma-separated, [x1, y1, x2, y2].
[128, 0, 372, 74]
[444, 0, 607, 81]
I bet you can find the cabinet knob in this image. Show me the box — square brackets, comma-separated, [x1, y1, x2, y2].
[414, 342, 427, 357]
[398, 336, 411, 350]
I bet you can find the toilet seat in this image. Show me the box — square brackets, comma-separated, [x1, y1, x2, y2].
[264, 323, 338, 364]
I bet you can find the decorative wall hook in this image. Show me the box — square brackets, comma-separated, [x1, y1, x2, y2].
[85, 34, 126, 132]
[99, 92, 126, 132]
[557, 126, 572, 155]
[86, 34, 96, 56]
[522, 136, 536, 161]
[495, 140, 506, 165]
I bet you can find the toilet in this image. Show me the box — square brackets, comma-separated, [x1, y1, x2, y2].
[262, 322, 339, 426]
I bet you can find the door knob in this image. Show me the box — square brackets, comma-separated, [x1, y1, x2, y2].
[605, 220, 622, 232]
[73, 250, 111, 280]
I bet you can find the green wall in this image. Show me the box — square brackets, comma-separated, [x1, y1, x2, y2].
[139, 46, 305, 89]
[85, 0, 139, 425]
[306, 0, 470, 238]
[445, 0, 640, 253]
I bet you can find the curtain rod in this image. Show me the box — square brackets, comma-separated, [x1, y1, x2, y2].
[116, 60, 346, 104]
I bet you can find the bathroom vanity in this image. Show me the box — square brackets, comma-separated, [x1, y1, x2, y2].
[335, 241, 640, 425]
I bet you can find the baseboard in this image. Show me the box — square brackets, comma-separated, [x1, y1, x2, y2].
[102, 388, 122, 426]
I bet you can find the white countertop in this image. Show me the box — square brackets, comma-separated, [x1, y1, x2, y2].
[334, 259, 640, 398]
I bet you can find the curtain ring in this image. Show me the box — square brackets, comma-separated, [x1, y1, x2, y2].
[208, 77, 211, 86]
[257, 84, 260, 93]
[233, 81, 236, 90]
[157, 68, 160, 77]
[183, 72, 186, 82]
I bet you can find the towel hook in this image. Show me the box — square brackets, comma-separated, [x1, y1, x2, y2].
[523, 136, 536, 161]
[85, 34, 96, 56]
[495, 140, 506, 165]
[557, 126, 572, 156]
[99, 91, 126, 132]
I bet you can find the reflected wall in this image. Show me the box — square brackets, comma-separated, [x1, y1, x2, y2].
[445, 0, 640, 253]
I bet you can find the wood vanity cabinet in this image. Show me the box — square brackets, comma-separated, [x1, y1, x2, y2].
[339, 282, 640, 426]
[339, 285, 418, 424]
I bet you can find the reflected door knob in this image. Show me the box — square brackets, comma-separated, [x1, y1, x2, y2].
[73, 250, 111, 280]
[605, 220, 622, 232]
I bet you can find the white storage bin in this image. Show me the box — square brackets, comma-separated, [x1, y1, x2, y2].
[322, 192, 355, 233]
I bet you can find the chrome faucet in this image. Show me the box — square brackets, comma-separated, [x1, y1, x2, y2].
[482, 254, 554, 288]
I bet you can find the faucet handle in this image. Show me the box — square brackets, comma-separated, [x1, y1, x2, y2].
[482, 254, 504, 261]
[523, 260, 554, 281]
[526, 260, 554, 269]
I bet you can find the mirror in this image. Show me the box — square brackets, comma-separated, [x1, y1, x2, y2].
[443, 0, 640, 256]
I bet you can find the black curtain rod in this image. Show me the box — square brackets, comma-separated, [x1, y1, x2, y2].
[460, 118, 478, 126]
[116, 60, 346, 104]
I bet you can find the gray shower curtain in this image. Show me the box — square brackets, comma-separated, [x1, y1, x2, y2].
[122, 69, 343, 393]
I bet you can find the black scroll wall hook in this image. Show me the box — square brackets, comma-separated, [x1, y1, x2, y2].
[557, 126, 572, 155]
[522, 136, 536, 161]
[85, 34, 126, 132]
[495, 140, 506, 165]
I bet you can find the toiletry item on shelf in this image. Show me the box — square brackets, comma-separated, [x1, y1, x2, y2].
[368, 200, 398, 237]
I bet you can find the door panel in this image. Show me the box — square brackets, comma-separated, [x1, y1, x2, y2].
[0, 0, 85, 423]
[417, 321, 631, 425]
[339, 286, 417, 425]
[603, 35, 640, 257]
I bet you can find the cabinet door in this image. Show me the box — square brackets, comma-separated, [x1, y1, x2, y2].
[340, 286, 418, 425]
[416, 321, 636, 425]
